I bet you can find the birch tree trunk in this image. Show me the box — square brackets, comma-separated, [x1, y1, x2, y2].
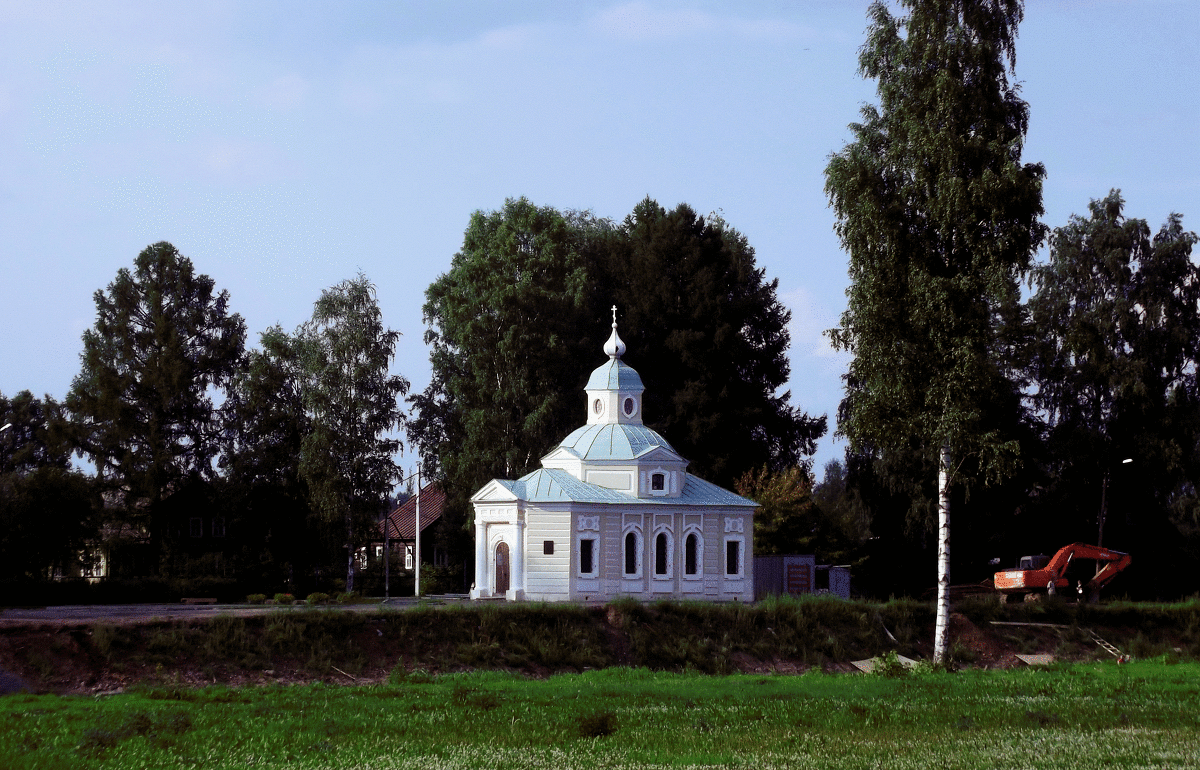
[933, 444, 952, 664]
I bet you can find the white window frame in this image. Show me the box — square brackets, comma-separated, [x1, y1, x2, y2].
[647, 466, 670, 497]
[577, 536, 599, 578]
[723, 536, 745, 578]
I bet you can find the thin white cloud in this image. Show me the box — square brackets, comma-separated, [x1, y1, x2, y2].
[782, 286, 849, 370]
[332, 20, 556, 114]
[591, 2, 807, 42]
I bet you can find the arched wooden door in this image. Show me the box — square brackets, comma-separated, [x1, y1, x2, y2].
[495, 542, 510, 595]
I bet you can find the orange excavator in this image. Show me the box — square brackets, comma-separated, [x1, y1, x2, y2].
[993, 543, 1131, 603]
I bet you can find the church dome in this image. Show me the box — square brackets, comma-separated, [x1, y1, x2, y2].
[585, 358, 644, 392]
[555, 422, 676, 462]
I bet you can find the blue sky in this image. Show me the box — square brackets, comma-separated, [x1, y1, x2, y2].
[1, 1, 1197, 482]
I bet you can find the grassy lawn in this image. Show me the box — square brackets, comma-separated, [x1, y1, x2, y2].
[3, 659, 1199, 769]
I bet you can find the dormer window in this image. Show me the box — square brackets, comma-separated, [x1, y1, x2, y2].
[651, 473, 665, 491]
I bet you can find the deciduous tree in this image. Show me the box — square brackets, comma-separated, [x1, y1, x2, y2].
[409, 198, 601, 524]
[412, 196, 826, 537]
[1028, 191, 1200, 591]
[825, 0, 1046, 661]
[0, 391, 98, 581]
[293, 275, 408, 593]
[221, 326, 315, 591]
[599, 199, 826, 486]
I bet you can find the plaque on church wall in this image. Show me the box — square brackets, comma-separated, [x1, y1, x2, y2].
[586, 471, 632, 490]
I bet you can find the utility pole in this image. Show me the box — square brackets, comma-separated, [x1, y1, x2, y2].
[414, 462, 421, 598]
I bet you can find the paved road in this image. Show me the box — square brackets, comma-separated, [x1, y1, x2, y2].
[0, 598, 453, 626]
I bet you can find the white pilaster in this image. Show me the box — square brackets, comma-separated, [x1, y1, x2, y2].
[509, 517, 526, 600]
[472, 516, 488, 599]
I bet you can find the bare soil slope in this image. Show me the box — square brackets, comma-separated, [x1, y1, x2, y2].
[0, 601, 1189, 695]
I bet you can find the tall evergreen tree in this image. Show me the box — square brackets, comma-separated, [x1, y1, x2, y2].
[221, 326, 315, 591]
[825, 0, 1046, 660]
[66, 242, 246, 569]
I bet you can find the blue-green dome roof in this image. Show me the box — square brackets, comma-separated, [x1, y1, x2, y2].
[585, 358, 644, 392]
[556, 422, 673, 461]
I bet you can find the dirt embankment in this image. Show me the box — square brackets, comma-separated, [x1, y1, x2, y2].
[0, 600, 1190, 695]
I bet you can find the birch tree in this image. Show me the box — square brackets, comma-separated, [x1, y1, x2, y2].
[294, 275, 408, 593]
[825, 0, 1046, 662]
[1029, 192, 1200, 570]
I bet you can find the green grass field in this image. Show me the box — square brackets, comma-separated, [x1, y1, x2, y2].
[3, 659, 1198, 769]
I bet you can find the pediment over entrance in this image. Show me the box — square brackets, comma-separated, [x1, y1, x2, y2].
[471, 479, 520, 503]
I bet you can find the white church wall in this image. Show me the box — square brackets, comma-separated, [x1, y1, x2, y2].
[524, 506, 570, 600]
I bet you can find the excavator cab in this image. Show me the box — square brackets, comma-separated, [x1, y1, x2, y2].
[1018, 554, 1049, 571]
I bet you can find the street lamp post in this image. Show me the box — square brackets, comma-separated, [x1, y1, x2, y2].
[385, 463, 423, 601]
[415, 463, 421, 599]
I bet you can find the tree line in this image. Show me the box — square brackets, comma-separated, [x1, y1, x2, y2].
[3, 0, 1197, 610]
[0, 198, 827, 598]
[2, 183, 1196, 601]
[2, 191, 1197, 602]
[1, 245, 406, 596]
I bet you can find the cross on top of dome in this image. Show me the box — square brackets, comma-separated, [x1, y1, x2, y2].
[603, 304, 626, 359]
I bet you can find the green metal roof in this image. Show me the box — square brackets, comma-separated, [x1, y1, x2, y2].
[584, 358, 644, 392]
[555, 422, 675, 461]
[507, 468, 757, 507]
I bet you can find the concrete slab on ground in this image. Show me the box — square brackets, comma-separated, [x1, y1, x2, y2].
[851, 654, 920, 673]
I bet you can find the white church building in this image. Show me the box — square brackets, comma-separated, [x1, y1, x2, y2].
[470, 310, 757, 602]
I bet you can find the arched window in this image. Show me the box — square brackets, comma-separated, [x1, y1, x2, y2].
[685, 532, 699, 576]
[624, 531, 639, 576]
[655, 532, 669, 575]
